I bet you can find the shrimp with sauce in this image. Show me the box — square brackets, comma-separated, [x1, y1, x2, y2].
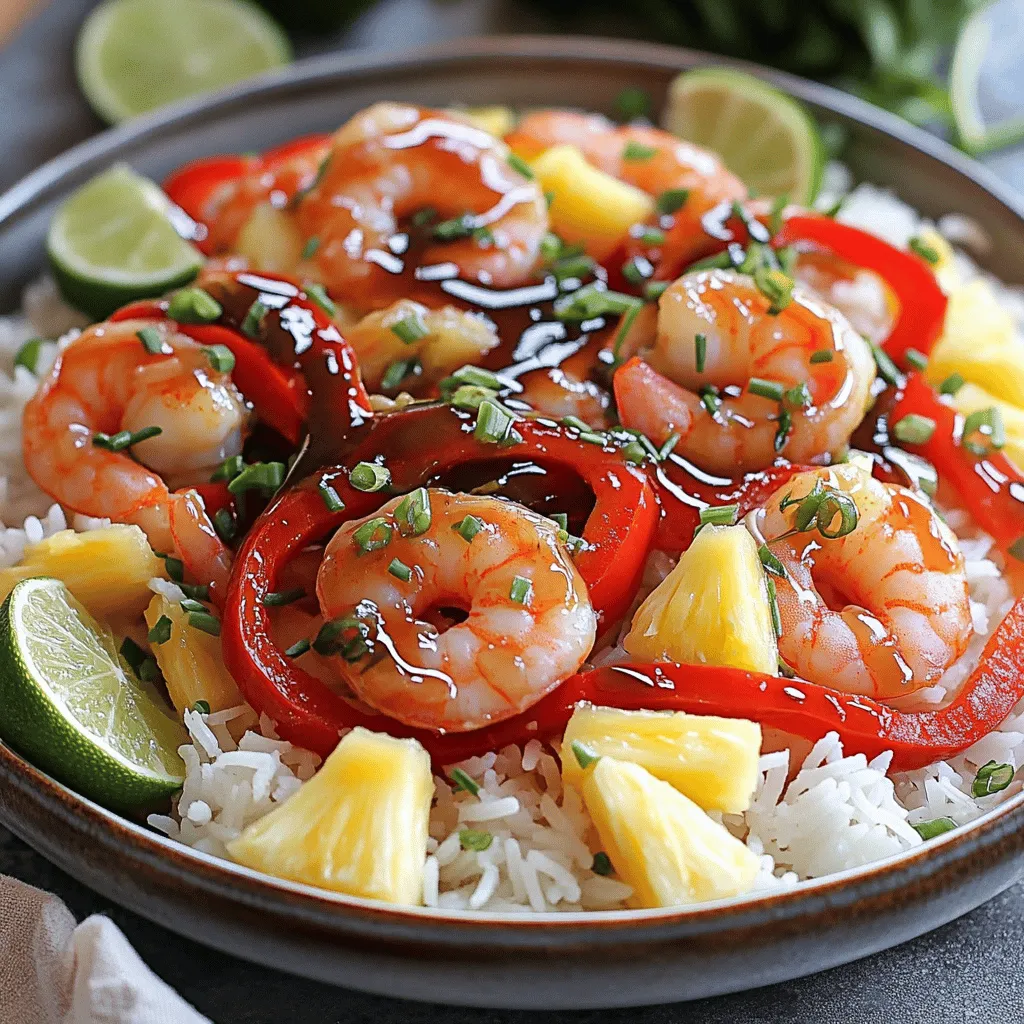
[316, 489, 596, 731]
[615, 268, 877, 474]
[22, 319, 250, 589]
[755, 463, 973, 698]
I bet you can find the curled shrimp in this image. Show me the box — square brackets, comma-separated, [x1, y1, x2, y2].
[346, 299, 499, 394]
[755, 463, 973, 699]
[22, 319, 250, 588]
[615, 268, 876, 474]
[315, 489, 596, 731]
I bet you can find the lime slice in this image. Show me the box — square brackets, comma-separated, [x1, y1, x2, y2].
[76, 0, 292, 125]
[0, 578, 186, 811]
[47, 164, 204, 320]
[662, 68, 824, 204]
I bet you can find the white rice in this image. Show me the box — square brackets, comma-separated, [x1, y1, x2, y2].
[2, 176, 1024, 913]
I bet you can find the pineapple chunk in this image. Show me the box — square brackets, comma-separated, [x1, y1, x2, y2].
[950, 381, 1024, 471]
[227, 728, 432, 905]
[530, 145, 655, 261]
[0, 525, 164, 621]
[579, 754, 760, 909]
[562, 704, 761, 813]
[926, 279, 1024, 408]
[144, 595, 241, 714]
[624, 524, 779, 674]
[448, 105, 516, 138]
[235, 202, 304, 274]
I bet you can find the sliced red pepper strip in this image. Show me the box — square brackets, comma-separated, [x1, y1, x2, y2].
[890, 372, 1024, 553]
[774, 214, 948, 362]
[221, 403, 659, 758]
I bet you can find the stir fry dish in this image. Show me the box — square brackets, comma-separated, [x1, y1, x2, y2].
[2, 71, 1024, 914]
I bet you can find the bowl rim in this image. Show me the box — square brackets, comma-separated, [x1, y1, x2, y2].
[2, 33, 1024, 946]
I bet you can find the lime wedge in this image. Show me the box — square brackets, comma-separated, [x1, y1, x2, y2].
[76, 0, 292, 125]
[47, 164, 204, 320]
[0, 578, 186, 811]
[662, 68, 824, 204]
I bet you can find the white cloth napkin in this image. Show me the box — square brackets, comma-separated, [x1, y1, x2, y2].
[0, 874, 210, 1024]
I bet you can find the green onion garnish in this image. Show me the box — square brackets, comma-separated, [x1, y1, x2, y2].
[305, 283, 336, 318]
[553, 282, 641, 322]
[380, 358, 418, 391]
[411, 207, 437, 229]
[775, 409, 793, 452]
[302, 236, 321, 259]
[872, 344, 903, 388]
[459, 828, 493, 852]
[162, 554, 184, 583]
[167, 287, 222, 324]
[940, 372, 965, 396]
[179, 598, 207, 614]
[634, 226, 666, 246]
[614, 87, 650, 120]
[147, 615, 173, 645]
[912, 817, 957, 840]
[449, 384, 498, 411]
[551, 253, 597, 284]
[179, 582, 210, 601]
[202, 344, 235, 373]
[656, 188, 689, 215]
[571, 740, 601, 769]
[507, 153, 533, 179]
[962, 406, 1005, 455]
[352, 517, 393, 553]
[388, 558, 413, 582]
[551, 512, 569, 531]
[440, 365, 509, 394]
[972, 760, 1015, 797]
[227, 461, 286, 496]
[784, 382, 812, 409]
[192, 700, 211, 715]
[263, 588, 306, 607]
[758, 544, 785, 577]
[766, 575, 783, 638]
[644, 280, 669, 301]
[701, 388, 721, 416]
[433, 214, 475, 242]
[391, 312, 430, 344]
[453, 515, 484, 543]
[137, 326, 166, 354]
[748, 377, 785, 402]
[591, 851, 613, 876]
[212, 507, 235, 543]
[92, 426, 162, 452]
[622, 141, 657, 161]
[753, 266, 793, 314]
[809, 349, 834, 364]
[241, 299, 267, 338]
[892, 413, 937, 445]
[699, 504, 739, 527]
[285, 639, 311, 658]
[474, 399, 516, 444]
[449, 767, 480, 795]
[394, 487, 431, 536]
[14, 338, 44, 374]
[211, 454, 245, 483]
[509, 575, 533, 605]
[908, 236, 940, 265]
[768, 194, 788, 235]
[621, 257, 652, 285]
[318, 479, 345, 512]
[621, 440, 647, 465]
[658, 432, 680, 460]
[350, 462, 391, 493]
[905, 348, 929, 372]
[694, 333, 707, 374]
[188, 611, 221, 637]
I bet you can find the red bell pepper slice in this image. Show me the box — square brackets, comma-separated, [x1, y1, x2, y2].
[774, 214, 948, 363]
[221, 402, 659, 759]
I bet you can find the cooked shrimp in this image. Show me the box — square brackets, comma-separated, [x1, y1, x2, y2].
[316, 489, 596, 731]
[346, 299, 499, 393]
[22, 319, 249, 587]
[616, 268, 876, 474]
[755, 463, 973, 698]
[293, 103, 549, 307]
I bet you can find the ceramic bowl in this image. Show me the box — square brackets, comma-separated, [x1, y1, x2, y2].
[2, 35, 1024, 1010]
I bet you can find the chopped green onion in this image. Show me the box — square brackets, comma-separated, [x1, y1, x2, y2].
[551, 253, 597, 284]
[622, 141, 657, 161]
[551, 512, 569, 531]
[748, 377, 786, 402]
[621, 256, 652, 285]
[212, 507, 235, 543]
[453, 515, 484, 542]
[758, 544, 785, 577]
[972, 760, 1015, 797]
[313, 617, 368, 656]
[611, 298, 644, 360]
[591, 851, 613, 876]
[912, 817, 957, 840]
[614, 87, 650, 121]
[211, 454, 245, 483]
[695, 333, 707, 374]
[449, 384, 498, 411]
[410, 207, 437, 229]
[809, 349, 834, 364]
[388, 558, 413, 582]
[766, 575, 782, 638]
[699, 504, 739, 527]
[13, 337, 44, 374]
[137, 326, 166, 354]
[119, 636, 146, 671]
[940, 372, 965, 396]
[179, 582, 210, 601]
[394, 487, 431, 536]
[701, 388, 721, 416]
[872, 344, 903, 388]
[539, 232, 564, 263]
[301, 236, 321, 259]
[305, 283, 336, 318]
[553, 282, 641, 322]
[579, 430, 608, 445]
[509, 575, 533, 605]
[162, 555, 184, 583]
[350, 461, 391, 493]
[775, 409, 793, 452]
[380, 358, 418, 391]
[285, 638, 311, 658]
[784, 382, 812, 409]
[440, 365, 509, 394]
[227, 461, 286, 495]
[147, 615, 173, 645]
[241, 299, 267, 338]
[768, 194, 788, 236]
[390, 312, 430, 344]
[621, 440, 647, 465]
[179, 599, 207, 614]
[656, 188, 689, 215]
[188, 611, 221, 637]
[202, 344, 235, 373]
[167, 287, 222, 324]
[571, 740, 600, 770]
[892, 413, 937, 445]
[507, 153, 534, 179]
[433, 214, 475, 242]
[352, 516, 393, 553]
[908, 236, 940, 265]
[814, 490, 859, 539]
[474, 399, 516, 444]
[962, 407, 1005, 454]
[459, 828, 493, 851]
[263, 588, 306, 607]
[634, 226, 666, 246]
[561, 415, 589, 432]
[449, 767, 480, 795]
[192, 700, 211, 715]
[318, 479, 345, 512]
[753, 266, 793, 314]
[905, 348, 929, 372]
[658, 432, 680, 460]
[92, 426, 162, 452]
[644, 280, 669, 301]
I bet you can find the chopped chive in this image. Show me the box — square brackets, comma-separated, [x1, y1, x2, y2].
[92, 426, 162, 452]
[318, 479, 345, 512]
[313, 617, 365, 656]
[179, 583, 210, 601]
[509, 575, 533, 605]
[551, 253, 597, 284]
[962, 407, 1005, 454]
[211, 454, 245, 483]
[621, 440, 647, 465]
[147, 615, 173, 645]
[227, 461, 286, 495]
[551, 512, 569, 531]
[507, 152, 533, 179]
[167, 287, 222, 324]
[137, 326, 165, 354]
[449, 384, 498, 411]
[388, 558, 413, 582]
[591, 851, 613, 876]
[658, 432, 680, 460]
[449, 767, 480, 795]
[473, 224, 495, 247]
[768, 194, 788, 235]
[380, 357, 419, 391]
[285, 638, 311, 658]
[453, 514, 484, 542]
[241, 299, 267, 338]
[352, 516, 393, 553]
[162, 555, 184, 582]
[459, 828, 493, 852]
[701, 388, 721, 415]
[202, 344, 235, 373]
[611, 298, 644, 359]
[775, 409, 793, 452]
[622, 256, 653, 285]
[394, 487, 431, 536]
[440, 365, 509, 394]
[410, 207, 437, 229]
[561, 415, 589, 432]
[350, 461, 391, 493]
[656, 188, 689, 215]
[699, 504, 739, 527]
[474, 399, 516, 444]
[905, 348, 929, 372]
[180, 598, 207, 615]
[872, 344, 903, 388]
[912, 817, 957, 840]
[305, 283, 336, 318]
[940, 372, 965, 396]
[622, 140, 657, 161]
[908, 236, 940, 265]
[972, 760, 1015, 797]
[301, 236, 321, 259]
[390, 312, 430, 344]
[571, 740, 600, 770]
[579, 430, 607, 446]
[14, 337, 44, 373]
[187, 611, 221, 637]
[758, 544, 785, 577]
[615, 86, 650, 120]
[765, 575, 783, 638]
[753, 266, 793, 314]
[433, 214, 475, 242]
[192, 700, 211, 715]
[809, 349, 834, 364]
[553, 282, 641, 322]
[784, 382, 812, 409]
[748, 377, 786, 402]
[644, 280, 669, 301]
[212, 507, 236, 542]
[263, 588, 306, 607]
[892, 413, 937, 445]
[539, 232, 564, 264]
[695, 333, 707, 374]
[634, 226, 666, 246]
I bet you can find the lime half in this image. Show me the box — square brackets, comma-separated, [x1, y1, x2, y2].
[662, 68, 824, 204]
[47, 164, 204, 320]
[76, 0, 292, 125]
[0, 578, 186, 811]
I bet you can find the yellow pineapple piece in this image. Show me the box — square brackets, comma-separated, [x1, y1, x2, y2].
[562, 704, 761, 813]
[227, 728, 432, 905]
[144, 594, 241, 714]
[578, 752, 760, 909]
[529, 145, 655, 261]
[448, 105, 516, 138]
[236, 202, 304, 274]
[624, 524, 778, 674]
[0, 525, 164, 621]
